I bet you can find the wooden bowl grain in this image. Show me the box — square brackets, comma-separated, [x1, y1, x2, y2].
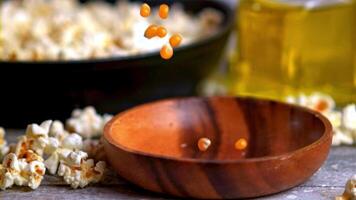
[103, 96, 332, 199]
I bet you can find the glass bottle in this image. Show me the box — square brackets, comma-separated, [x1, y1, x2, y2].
[230, 0, 356, 106]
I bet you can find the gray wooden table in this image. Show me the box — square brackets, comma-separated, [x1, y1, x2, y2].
[1, 130, 354, 200]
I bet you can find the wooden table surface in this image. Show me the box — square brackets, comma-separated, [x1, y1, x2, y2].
[1, 130, 354, 200]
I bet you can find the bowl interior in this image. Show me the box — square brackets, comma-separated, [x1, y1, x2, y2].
[106, 97, 327, 161]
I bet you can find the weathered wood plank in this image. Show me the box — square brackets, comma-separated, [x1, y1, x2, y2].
[2, 130, 354, 199]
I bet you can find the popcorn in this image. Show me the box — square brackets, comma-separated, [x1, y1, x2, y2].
[44, 148, 72, 175]
[343, 104, 356, 131]
[44, 137, 60, 155]
[0, 151, 46, 190]
[0, 127, 9, 160]
[66, 106, 112, 138]
[336, 175, 356, 200]
[57, 150, 106, 189]
[15, 120, 52, 157]
[308, 92, 335, 113]
[49, 120, 70, 140]
[325, 111, 342, 129]
[61, 133, 83, 150]
[27, 160, 46, 189]
[332, 129, 354, 146]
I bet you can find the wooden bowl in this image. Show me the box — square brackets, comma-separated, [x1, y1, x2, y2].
[103, 97, 332, 199]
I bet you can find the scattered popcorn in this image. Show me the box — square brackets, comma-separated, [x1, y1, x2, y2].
[325, 111, 342, 129]
[308, 92, 335, 113]
[57, 150, 106, 189]
[286, 93, 356, 146]
[0, 127, 9, 161]
[49, 120, 70, 141]
[336, 175, 356, 200]
[343, 104, 356, 131]
[0, 107, 108, 190]
[66, 106, 113, 139]
[44, 148, 72, 175]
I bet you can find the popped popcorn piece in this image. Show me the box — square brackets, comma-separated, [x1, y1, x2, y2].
[62, 133, 83, 150]
[15, 120, 53, 156]
[66, 106, 112, 138]
[343, 104, 356, 131]
[57, 150, 106, 188]
[44, 148, 72, 175]
[63, 151, 88, 166]
[49, 120, 70, 140]
[0, 151, 45, 190]
[308, 92, 335, 113]
[44, 137, 60, 155]
[0, 127, 10, 160]
[26, 160, 46, 189]
[336, 175, 356, 200]
[325, 111, 342, 129]
[332, 129, 354, 146]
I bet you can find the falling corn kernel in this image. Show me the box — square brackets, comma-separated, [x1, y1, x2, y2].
[235, 138, 248, 150]
[144, 25, 158, 39]
[198, 137, 211, 152]
[169, 34, 182, 47]
[160, 44, 173, 60]
[140, 3, 151, 17]
[157, 26, 167, 38]
[159, 4, 169, 19]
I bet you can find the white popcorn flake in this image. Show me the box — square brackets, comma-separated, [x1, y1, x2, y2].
[44, 137, 60, 155]
[62, 133, 83, 150]
[343, 104, 356, 131]
[308, 92, 335, 113]
[66, 106, 113, 139]
[325, 111, 342, 129]
[332, 129, 354, 146]
[44, 151, 59, 175]
[57, 151, 106, 189]
[0, 151, 45, 190]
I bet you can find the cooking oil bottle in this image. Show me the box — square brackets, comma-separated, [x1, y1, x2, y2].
[230, 0, 356, 106]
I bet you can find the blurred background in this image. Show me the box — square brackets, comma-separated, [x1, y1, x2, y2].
[0, 0, 355, 127]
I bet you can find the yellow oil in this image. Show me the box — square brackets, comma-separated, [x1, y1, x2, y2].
[230, 0, 356, 105]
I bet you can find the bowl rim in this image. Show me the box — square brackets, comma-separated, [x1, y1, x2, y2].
[0, 0, 234, 65]
[104, 96, 333, 164]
